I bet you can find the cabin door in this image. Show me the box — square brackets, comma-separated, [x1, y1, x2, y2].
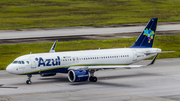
[132, 50, 137, 61]
[30, 57, 40, 72]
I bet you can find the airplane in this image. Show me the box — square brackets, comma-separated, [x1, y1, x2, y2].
[6, 18, 166, 84]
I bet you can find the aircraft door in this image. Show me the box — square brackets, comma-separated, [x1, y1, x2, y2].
[132, 50, 137, 61]
[23, 59, 32, 73]
[30, 57, 40, 71]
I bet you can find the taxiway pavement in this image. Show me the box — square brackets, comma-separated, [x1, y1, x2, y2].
[0, 58, 180, 101]
[1, 24, 180, 40]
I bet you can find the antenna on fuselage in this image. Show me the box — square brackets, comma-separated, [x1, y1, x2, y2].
[49, 40, 58, 53]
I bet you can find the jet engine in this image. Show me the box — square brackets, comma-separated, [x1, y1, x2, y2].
[40, 73, 56, 77]
[68, 70, 89, 82]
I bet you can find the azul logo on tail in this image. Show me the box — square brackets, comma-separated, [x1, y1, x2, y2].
[143, 28, 155, 43]
[130, 18, 158, 48]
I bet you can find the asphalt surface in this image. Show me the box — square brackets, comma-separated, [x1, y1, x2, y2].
[0, 58, 180, 101]
[1, 21, 180, 45]
[1, 24, 180, 40]
[1, 30, 180, 45]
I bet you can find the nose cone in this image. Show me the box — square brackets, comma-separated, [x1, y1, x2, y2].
[6, 64, 14, 74]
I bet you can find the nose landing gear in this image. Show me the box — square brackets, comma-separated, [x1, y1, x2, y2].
[26, 74, 32, 84]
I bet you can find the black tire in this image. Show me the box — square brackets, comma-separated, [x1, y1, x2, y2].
[26, 80, 32, 84]
[92, 77, 97, 82]
[89, 76, 97, 82]
[89, 76, 93, 82]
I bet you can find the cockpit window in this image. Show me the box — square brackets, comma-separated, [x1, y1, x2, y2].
[26, 61, 29, 64]
[13, 61, 18, 64]
[13, 61, 25, 64]
[18, 61, 21, 64]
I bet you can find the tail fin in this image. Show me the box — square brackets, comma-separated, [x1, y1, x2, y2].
[130, 18, 158, 48]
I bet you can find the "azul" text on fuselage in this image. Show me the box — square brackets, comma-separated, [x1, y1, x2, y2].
[38, 56, 61, 67]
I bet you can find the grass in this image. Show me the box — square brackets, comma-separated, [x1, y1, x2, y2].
[0, 0, 180, 29]
[1, 35, 180, 70]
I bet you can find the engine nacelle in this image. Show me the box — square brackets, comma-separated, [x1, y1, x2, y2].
[40, 73, 56, 77]
[68, 70, 89, 82]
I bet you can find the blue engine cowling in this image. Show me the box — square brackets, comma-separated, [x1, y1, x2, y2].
[68, 70, 89, 82]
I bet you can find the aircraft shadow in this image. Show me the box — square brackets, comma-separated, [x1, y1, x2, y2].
[70, 81, 136, 88]
[98, 72, 160, 80]
[39, 76, 68, 82]
[9, 72, 162, 86]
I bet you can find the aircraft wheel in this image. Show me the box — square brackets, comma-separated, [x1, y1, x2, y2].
[26, 80, 32, 84]
[89, 76, 93, 81]
[89, 76, 97, 82]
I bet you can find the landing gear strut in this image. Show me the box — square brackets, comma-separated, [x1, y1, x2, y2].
[26, 74, 32, 84]
[89, 70, 97, 82]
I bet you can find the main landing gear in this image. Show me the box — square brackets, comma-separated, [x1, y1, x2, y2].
[89, 70, 97, 82]
[89, 76, 97, 82]
[26, 74, 32, 84]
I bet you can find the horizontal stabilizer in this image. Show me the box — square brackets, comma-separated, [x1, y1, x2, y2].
[145, 51, 175, 55]
[159, 51, 175, 53]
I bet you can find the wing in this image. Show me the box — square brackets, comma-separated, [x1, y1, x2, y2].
[68, 65, 144, 70]
[68, 54, 158, 71]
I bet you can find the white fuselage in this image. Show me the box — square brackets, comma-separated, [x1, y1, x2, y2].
[6, 48, 161, 75]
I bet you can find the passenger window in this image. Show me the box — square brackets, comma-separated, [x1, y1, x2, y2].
[22, 61, 25, 64]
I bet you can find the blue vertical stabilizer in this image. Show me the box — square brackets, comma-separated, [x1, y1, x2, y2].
[130, 18, 158, 48]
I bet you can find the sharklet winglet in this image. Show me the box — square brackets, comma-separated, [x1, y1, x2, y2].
[148, 53, 158, 66]
[49, 40, 58, 53]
